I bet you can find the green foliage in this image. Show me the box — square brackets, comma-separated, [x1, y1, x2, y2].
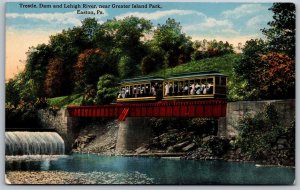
[233, 4, 295, 101]
[233, 39, 268, 100]
[118, 55, 138, 79]
[151, 18, 194, 67]
[73, 48, 115, 92]
[190, 118, 218, 135]
[141, 53, 163, 75]
[6, 98, 48, 129]
[25, 44, 53, 97]
[47, 94, 83, 108]
[262, 3, 295, 58]
[6, 72, 39, 104]
[234, 104, 286, 159]
[81, 85, 97, 105]
[81, 18, 101, 44]
[95, 74, 119, 104]
[6, 79, 21, 106]
[150, 54, 240, 78]
[234, 38, 295, 100]
[104, 16, 152, 73]
[14, 16, 241, 102]
[234, 39, 268, 86]
[204, 136, 229, 156]
[192, 40, 234, 60]
[11, 4, 295, 103]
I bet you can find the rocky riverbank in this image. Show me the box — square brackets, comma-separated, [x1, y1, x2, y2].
[71, 118, 295, 167]
[72, 120, 118, 155]
[6, 171, 154, 184]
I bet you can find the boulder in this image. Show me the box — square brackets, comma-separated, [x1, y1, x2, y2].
[167, 146, 175, 153]
[202, 136, 213, 143]
[173, 141, 190, 150]
[182, 143, 196, 152]
[135, 145, 149, 154]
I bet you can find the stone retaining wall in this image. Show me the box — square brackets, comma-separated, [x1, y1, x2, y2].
[218, 99, 295, 138]
[37, 109, 79, 153]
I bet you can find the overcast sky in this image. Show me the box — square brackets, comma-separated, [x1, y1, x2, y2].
[5, 2, 273, 80]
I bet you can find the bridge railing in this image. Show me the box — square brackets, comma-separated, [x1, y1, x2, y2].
[67, 100, 227, 119]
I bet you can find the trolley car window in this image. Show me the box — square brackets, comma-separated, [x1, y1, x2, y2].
[215, 77, 220, 85]
[221, 77, 226, 86]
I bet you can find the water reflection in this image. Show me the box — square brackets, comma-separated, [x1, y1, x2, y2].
[5, 153, 295, 184]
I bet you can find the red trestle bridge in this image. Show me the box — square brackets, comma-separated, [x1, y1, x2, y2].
[67, 100, 227, 121]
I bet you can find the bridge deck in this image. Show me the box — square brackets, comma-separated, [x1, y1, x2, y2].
[67, 100, 227, 120]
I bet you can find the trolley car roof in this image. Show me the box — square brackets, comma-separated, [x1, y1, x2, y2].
[120, 76, 164, 84]
[167, 71, 226, 80]
[120, 71, 226, 84]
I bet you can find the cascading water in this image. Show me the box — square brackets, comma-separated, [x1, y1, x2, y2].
[5, 132, 65, 155]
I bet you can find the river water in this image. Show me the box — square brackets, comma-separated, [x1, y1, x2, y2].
[5, 153, 295, 185]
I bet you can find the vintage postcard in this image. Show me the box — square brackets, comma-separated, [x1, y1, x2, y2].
[5, 1, 295, 185]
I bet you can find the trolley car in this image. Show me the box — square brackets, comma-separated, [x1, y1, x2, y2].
[116, 76, 164, 103]
[116, 71, 227, 103]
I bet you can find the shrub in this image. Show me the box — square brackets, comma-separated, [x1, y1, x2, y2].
[95, 74, 119, 104]
[234, 104, 286, 159]
[6, 98, 48, 129]
[204, 136, 229, 156]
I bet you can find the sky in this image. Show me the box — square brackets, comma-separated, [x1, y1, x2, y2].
[5, 1, 273, 80]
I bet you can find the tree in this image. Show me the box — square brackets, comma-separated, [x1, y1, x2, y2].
[48, 25, 92, 94]
[152, 18, 193, 67]
[81, 18, 100, 44]
[24, 44, 53, 97]
[74, 48, 109, 92]
[234, 39, 295, 99]
[44, 58, 65, 97]
[6, 78, 21, 105]
[141, 54, 160, 75]
[6, 72, 39, 103]
[262, 3, 295, 58]
[233, 39, 268, 99]
[192, 40, 234, 61]
[118, 55, 136, 79]
[258, 52, 295, 99]
[233, 3, 295, 100]
[95, 74, 119, 104]
[102, 16, 153, 78]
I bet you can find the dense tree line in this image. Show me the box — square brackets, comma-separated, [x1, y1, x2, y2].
[233, 3, 295, 100]
[6, 3, 294, 106]
[6, 16, 235, 105]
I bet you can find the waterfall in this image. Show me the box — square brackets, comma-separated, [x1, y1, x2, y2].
[5, 132, 65, 155]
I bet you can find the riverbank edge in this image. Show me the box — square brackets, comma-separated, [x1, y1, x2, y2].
[72, 150, 295, 169]
[5, 152, 295, 185]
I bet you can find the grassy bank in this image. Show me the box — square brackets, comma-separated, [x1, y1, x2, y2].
[47, 94, 83, 108]
[148, 53, 241, 79]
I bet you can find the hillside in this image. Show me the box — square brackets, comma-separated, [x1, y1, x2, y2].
[148, 53, 241, 79]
